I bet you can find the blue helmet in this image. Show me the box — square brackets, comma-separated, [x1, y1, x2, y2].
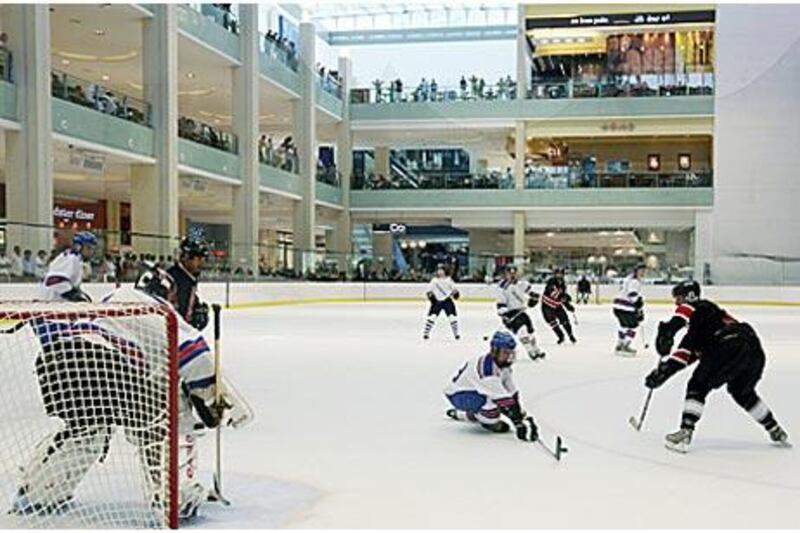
[490, 330, 516, 351]
[73, 231, 98, 248]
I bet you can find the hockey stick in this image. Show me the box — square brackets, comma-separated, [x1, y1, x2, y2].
[483, 308, 526, 340]
[628, 388, 654, 431]
[536, 435, 569, 461]
[206, 304, 231, 506]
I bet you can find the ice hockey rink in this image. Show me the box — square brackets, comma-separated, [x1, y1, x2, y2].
[190, 300, 800, 529]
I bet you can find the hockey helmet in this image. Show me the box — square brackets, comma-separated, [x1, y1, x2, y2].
[72, 231, 98, 249]
[135, 266, 175, 300]
[672, 280, 701, 302]
[490, 330, 517, 351]
[178, 236, 210, 260]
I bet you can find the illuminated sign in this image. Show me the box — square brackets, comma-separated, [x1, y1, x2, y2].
[526, 10, 715, 30]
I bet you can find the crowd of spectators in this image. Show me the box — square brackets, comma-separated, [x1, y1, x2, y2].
[0, 32, 11, 82]
[365, 74, 517, 103]
[202, 3, 238, 34]
[258, 134, 299, 172]
[353, 168, 515, 190]
[0, 246, 49, 281]
[179, 116, 238, 153]
[529, 76, 714, 100]
[51, 71, 149, 125]
[263, 30, 298, 71]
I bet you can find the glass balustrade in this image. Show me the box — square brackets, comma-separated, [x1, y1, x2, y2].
[50, 69, 151, 126]
[178, 115, 238, 154]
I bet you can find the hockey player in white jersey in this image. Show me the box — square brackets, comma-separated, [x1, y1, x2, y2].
[12, 266, 252, 521]
[422, 264, 460, 340]
[496, 265, 546, 361]
[444, 331, 538, 441]
[38, 231, 97, 302]
[612, 264, 646, 356]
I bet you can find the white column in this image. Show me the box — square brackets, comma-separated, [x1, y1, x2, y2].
[291, 21, 317, 274]
[516, 3, 528, 100]
[514, 121, 526, 190]
[231, 4, 259, 275]
[513, 211, 526, 265]
[4, 5, 52, 252]
[694, 210, 713, 284]
[132, 5, 179, 254]
[333, 54, 353, 273]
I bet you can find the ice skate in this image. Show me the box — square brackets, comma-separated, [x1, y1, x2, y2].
[768, 425, 791, 447]
[528, 349, 546, 361]
[665, 428, 693, 454]
[615, 343, 637, 357]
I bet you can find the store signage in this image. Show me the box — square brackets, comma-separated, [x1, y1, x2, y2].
[601, 122, 636, 132]
[526, 10, 715, 30]
[54, 206, 96, 222]
[389, 223, 407, 235]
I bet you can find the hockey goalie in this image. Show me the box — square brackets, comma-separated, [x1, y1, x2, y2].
[11, 266, 252, 522]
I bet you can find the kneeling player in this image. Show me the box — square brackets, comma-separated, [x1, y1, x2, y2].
[645, 280, 790, 453]
[444, 331, 538, 441]
[496, 265, 546, 361]
[422, 264, 460, 340]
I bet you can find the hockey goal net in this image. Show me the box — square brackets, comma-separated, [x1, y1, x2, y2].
[0, 302, 178, 528]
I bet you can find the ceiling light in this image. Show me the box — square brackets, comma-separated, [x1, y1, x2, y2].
[546, 232, 555, 237]
[61, 59, 70, 65]
[94, 29, 106, 36]
[186, 72, 196, 79]
[101, 75, 109, 81]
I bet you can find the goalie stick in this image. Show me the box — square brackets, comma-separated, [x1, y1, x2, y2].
[206, 304, 231, 506]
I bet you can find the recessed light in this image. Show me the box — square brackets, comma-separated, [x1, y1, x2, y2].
[94, 29, 106, 36]
[68, 17, 81, 24]
[186, 72, 196, 79]
[101, 75, 110, 81]
[61, 59, 70, 65]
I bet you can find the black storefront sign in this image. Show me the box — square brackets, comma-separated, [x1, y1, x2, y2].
[526, 10, 715, 30]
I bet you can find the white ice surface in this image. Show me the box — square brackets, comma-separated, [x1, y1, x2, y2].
[188, 301, 800, 528]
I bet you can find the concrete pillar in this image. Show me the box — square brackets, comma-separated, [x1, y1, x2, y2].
[694, 210, 714, 284]
[291, 21, 317, 274]
[333, 54, 353, 274]
[516, 3, 528, 99]
[374, 146, 390, 178]
[106, 200, 121, 250]
[513, 121, 526, 190]
[132, 5, 179, 254]
[513, 211, 526, 265]
[4, 5, 52, 252]
[231, 4, 259, 276]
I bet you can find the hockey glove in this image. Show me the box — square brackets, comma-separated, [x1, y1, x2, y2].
[515, 416, 539, 442]
[452, 290, 460, 300]
[527, 292, 540, 308]
[637, 308, 645, 324]
[427, 292, 437, 305]
[500, 311, 514, 328]
[190, 301, 210, 331]
[62, 288, 92, 303]
[644, 360, 683, 389]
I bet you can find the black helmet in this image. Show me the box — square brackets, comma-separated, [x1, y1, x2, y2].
[672, 280, 701, 302]
[634, 263, 647, 272]
[178, 236, 210, 260]
[135, 266, 175, 300]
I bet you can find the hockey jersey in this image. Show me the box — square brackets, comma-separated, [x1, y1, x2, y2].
[427, 276, 458, 302]
[613, 273, 644, 313]
[664, 299, 739, 366]
[444, 353, 518, 409]
[101, 287, 217, 405]
[496, 278, 535, 316]
[542, 277, 568, 309]
[38, 249, 86, 302]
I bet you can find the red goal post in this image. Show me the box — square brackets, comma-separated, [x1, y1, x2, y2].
[0, 301, 179, 529]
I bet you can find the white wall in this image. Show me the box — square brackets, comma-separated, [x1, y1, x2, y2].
[338, 40, 516, 89]
[712, 4, 800, 285]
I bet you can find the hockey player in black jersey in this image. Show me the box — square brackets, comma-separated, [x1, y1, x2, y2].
[645, 280, 790, 453]
[540, 268, 576, 344]
[167, 236, 210, 331]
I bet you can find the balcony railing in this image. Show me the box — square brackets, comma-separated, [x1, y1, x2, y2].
[351, 80, 518, 104]
[186, 3, 239, 34]
[50, 70, 151, 126]
[259, 146, 299, 174]
[352, 170, 712, 190]
[528, 75, 714, 100]
[317, 72, 342, 100]
[260, 34, 298, 72]
[316, 166, 340, 187]
[178, 116, 238, 154]
[0, 49, 11, 82]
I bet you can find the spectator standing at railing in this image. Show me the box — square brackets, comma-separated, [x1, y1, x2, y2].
[429, 78, 438, 101]
[22, 249, 35, 278]
[9, 245, 23, 278]
[459, 76, 467, 98]
[372, 79, 383, 103]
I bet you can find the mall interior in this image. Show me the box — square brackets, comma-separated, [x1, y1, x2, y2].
[0, 3, 798, 285]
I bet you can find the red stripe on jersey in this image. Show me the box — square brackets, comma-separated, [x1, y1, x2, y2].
[669, 348, 697, 366]
[675, 304, 694, 320]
